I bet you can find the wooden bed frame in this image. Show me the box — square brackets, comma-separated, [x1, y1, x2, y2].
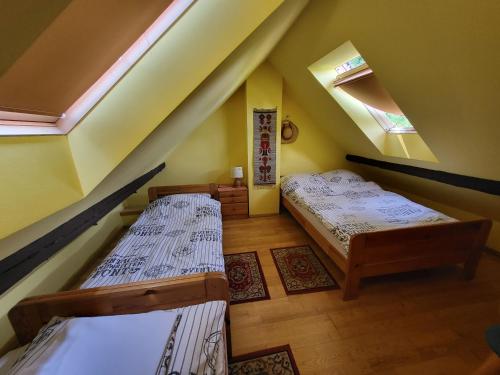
[283, 197, 492, 301]
[8, 184, 232, 363]
[148, 183, 218, 202]
[9, 273, 230, 374]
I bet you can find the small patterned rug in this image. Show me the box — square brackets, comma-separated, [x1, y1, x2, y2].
[229, 345, 300, 375]
[271, 245, 338, 295]
[224, 251, 270, 304]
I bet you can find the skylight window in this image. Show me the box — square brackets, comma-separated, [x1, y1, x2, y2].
[0, 0, 193, 135]
[364, 105, 415, 133]
[332, 54, 416, 134]
[335, 56, 366, 75]
[308, 41, 437, 162]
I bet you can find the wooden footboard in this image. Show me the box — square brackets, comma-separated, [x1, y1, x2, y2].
[9, 272, 229, 345]
[282, 196, 492, 301]
[343, 219, 492, 300]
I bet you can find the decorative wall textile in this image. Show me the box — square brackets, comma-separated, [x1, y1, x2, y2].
[253, 108, 277, 185]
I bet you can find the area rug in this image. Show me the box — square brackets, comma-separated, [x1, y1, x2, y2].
[271, 245, 338, 295]
[224, 251, 270, 304]
[229, 345, 300, 375]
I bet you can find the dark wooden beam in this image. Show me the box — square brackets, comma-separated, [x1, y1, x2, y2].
[0, 163, 165, 295]
[346, 154, 500, 196]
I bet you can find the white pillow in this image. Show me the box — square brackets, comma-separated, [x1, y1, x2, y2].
[7, 311, 179, 375]
[320, 169, 365, 185]
[280, 173, 326, 196]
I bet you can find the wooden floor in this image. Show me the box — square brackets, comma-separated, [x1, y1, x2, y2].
[224, 213, 500, 375]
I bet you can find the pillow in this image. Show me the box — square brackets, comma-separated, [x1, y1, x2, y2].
[280, 173, 326, 196]
[7, 311, 179, 375]
[142, 193, 215, 219]
[320, 169, 365, 185]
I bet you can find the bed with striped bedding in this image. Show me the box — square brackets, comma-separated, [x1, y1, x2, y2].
[81, 193, 224, 288]
[1, 301, 227, 375]
[1, 193, 228, 374]
[81, 193, 227, 374]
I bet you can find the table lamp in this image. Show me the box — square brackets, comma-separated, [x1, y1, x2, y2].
[231, 166, 243, 187]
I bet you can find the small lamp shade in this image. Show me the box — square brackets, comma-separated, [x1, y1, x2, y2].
[231, 166, 243, 179]
[231, 166, 243, 187]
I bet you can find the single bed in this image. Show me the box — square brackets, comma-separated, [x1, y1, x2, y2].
[281, 170, 492, 300]
[6, 273, 229, 375]
[5, 185, 231, 374]
[81, 185, 224, 288]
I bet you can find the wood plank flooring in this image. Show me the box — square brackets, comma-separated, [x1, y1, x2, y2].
[224, 213, 500, 375]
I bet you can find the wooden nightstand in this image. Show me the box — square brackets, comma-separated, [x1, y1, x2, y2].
[217, 184, 249, 220]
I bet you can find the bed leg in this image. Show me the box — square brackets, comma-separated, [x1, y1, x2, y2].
[342, 271, 361, 301]
[463, 250, 482, 280]
[225, 310, 232, 360]
[463, 220, 491, 280]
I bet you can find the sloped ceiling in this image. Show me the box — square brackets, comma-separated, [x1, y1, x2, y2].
[0, 0, 285, 239]
[0, 0, 71, 77]
[269, 0, 500, 221]
[0, 0, 308, 253]
[0, 0, 173, 115]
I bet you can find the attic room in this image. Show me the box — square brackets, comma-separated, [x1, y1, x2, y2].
[0, 0, 499, 374]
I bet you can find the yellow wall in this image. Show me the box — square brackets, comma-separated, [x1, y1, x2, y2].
[245, 62, 283, 216]
[270, 0, 500, 249]
[0, 205, 124, 353]
[0, 0, 283, 239]
[68, 0, 283, 196]
[125, 65, 348, 212]
[281, 85, 347, 176]
[126, 86, 247, 207]
[0, 136, 82, 243]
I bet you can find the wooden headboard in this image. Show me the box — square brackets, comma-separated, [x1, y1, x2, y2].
[9, 273, 229, 345]
[148, 184, 218, 203]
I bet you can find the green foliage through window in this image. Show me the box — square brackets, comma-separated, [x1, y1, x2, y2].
[335, 55, 366, 75]
[384, 113, 414, 129]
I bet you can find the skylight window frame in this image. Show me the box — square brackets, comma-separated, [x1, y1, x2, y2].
[364, 104, 416, 134]
[0, 110, 60, 125]
[0, 0, 194, 136]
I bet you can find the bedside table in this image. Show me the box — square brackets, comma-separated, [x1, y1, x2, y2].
[217, 184, 249, 219]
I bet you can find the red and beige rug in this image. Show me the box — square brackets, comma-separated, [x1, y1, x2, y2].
[224, 251, 270, 304]
[271, 245, 338, 295]
[229, 345, 300, 375]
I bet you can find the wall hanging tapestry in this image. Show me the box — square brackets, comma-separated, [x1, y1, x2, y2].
[253, 108, 277, 185]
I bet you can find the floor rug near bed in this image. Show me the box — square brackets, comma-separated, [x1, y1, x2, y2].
[229, 345, 300, 375]
[271, 245, 338, 295]
[224, 251, 270, 304]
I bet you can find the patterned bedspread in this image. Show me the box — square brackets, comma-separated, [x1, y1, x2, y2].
[81, 193, 224, 289]
[80, 193, 226, 375]
[281, 171, 455, 255]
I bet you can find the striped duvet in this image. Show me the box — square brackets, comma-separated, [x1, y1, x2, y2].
[2, 193, 227, 375]
[81, 193, 227, 375]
